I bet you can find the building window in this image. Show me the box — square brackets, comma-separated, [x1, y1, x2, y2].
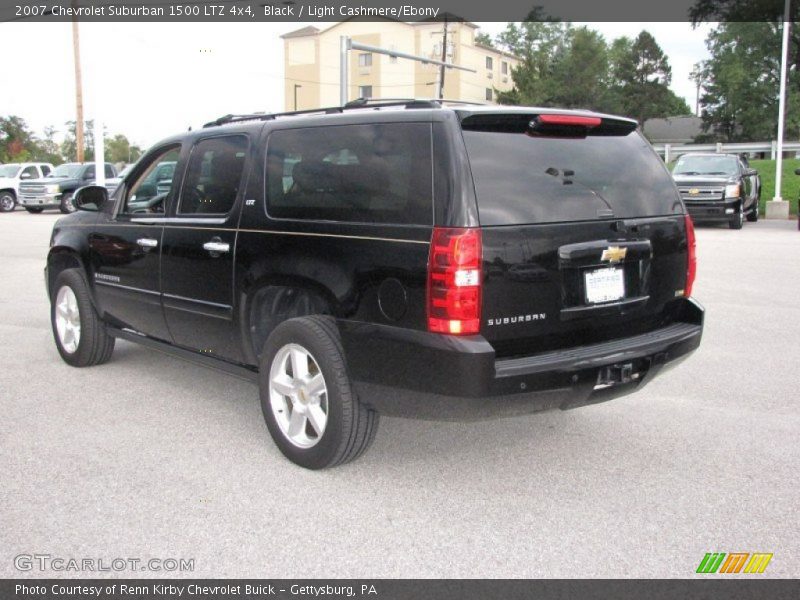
[358, 53, 372, 67]
[485, 88, 493, 102]
[485, 56, 493, 70]
[359, 85, 373, 99]
[501, 61, 508, 75]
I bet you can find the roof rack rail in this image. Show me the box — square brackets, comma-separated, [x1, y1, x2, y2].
[343, 97, 440, 109]
[203, 97, 453, 128]
[438, 99, 487, 106]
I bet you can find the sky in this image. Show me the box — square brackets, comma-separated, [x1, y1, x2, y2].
[1, 21, 714, 151]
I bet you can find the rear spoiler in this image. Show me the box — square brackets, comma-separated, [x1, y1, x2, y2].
[460, 112, 638, 137]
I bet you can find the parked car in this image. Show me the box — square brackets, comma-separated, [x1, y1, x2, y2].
[0, 162, 55, 212]
[104, 163, 135, 196]
[18, 162, 117, 213]
[45, 100, 703, 469]
[671, 153, 761, 229]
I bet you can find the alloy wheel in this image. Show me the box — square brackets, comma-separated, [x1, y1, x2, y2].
[55, 286, 81, 353]
[268, 343, 329, 448]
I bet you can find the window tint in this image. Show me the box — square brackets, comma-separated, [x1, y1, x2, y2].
[462, 127, 682, 225]
[21, 166, 38, 179]
[266, 123, 433, 225]
[41, 165, 51, 176]
[105, 164, 115, 178]
[179, 135, 247, 215]
[122, 146, 180, 215]
[83, 166, 95, 180]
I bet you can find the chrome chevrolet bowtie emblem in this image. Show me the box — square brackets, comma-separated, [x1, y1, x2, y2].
[689, 188, 700, 195]
[601, 246, 627, 263]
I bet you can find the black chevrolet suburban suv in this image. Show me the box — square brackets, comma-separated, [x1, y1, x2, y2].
[46, 100, 703, 469]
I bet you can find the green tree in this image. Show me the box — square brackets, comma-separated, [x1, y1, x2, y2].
[105, 134, 142, 164]
[494, 13, 573, 106]
[547, 27, 611, 110]
[613, 31, 691, 125]
[38, 126, 63, 164]
[697, 22, 795, 142]
[61, 120, 98, 162]
[474, 31, 494, 47]
[0, 116, 39, 162]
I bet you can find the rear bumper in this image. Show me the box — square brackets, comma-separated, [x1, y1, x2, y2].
[685, 199, 739, 221]
[340, 298, 704, 419]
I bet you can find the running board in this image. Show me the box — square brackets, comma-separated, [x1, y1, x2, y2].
[106, 326, 259, 384]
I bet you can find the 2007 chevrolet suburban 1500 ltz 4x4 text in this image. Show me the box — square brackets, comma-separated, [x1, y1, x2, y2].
[45, 99, 704, 469]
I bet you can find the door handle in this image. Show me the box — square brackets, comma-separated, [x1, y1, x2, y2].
[203, 241, 230, 253]
[136, 238, 158, 248]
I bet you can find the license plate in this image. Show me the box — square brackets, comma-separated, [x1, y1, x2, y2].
[584, 267, 625, 304]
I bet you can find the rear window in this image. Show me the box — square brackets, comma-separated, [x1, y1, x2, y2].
[462, 119, 682, 226]
[265, 123, 433, 225]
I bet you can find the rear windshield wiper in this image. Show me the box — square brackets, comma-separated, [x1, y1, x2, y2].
[545, 167, 614, 216]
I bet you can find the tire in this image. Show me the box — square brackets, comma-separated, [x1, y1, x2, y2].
[747, 200, 759, 222]
[259, 315, 378, 469]
[51, 268, 115, 367]
[59, 192, 76, 214]
[729, 204, 744, 229]
[25, 207, 44, 214]
[0, 191, 15, 212]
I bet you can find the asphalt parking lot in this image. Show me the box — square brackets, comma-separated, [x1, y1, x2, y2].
[1, 210, 798, 578]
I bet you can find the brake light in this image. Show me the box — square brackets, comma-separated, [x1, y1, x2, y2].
[684, 214, 697, 297]
[427, 227, 482, 335]
[536, 114, 602, 128]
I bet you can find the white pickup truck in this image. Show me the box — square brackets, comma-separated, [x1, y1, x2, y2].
[0, 162, 55, 212]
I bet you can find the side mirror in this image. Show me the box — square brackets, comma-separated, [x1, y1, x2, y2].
[20, 172, 32, 179]
[74, 185, 108, 212]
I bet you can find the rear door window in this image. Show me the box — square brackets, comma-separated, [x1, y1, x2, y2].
[265, 123, 433, 225]
[178, 135, 248, 215]
[462, 115, 682, 225]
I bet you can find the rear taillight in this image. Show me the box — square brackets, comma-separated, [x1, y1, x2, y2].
[685, 214, 697, 297]
[427, 227, 482, 335]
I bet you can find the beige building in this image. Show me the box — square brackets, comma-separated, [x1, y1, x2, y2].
[282, 19, 520, 111]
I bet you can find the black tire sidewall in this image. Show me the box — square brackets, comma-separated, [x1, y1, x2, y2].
[51, 270, 95, 366]
[259, 319, 351, 470]
[60, 193, 75, 214]
[25, 207, 44, 213]
[0, 192, 15, 212]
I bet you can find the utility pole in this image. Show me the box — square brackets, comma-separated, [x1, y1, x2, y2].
[71, 6, 85, 162]
[437, 18, 448, 99]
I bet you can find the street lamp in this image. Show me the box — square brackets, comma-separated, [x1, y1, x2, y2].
[294, 84, 302, 110]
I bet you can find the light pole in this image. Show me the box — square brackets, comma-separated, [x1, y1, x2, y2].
[294, 84, 302, 110]
[767, 0, 792, 219]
